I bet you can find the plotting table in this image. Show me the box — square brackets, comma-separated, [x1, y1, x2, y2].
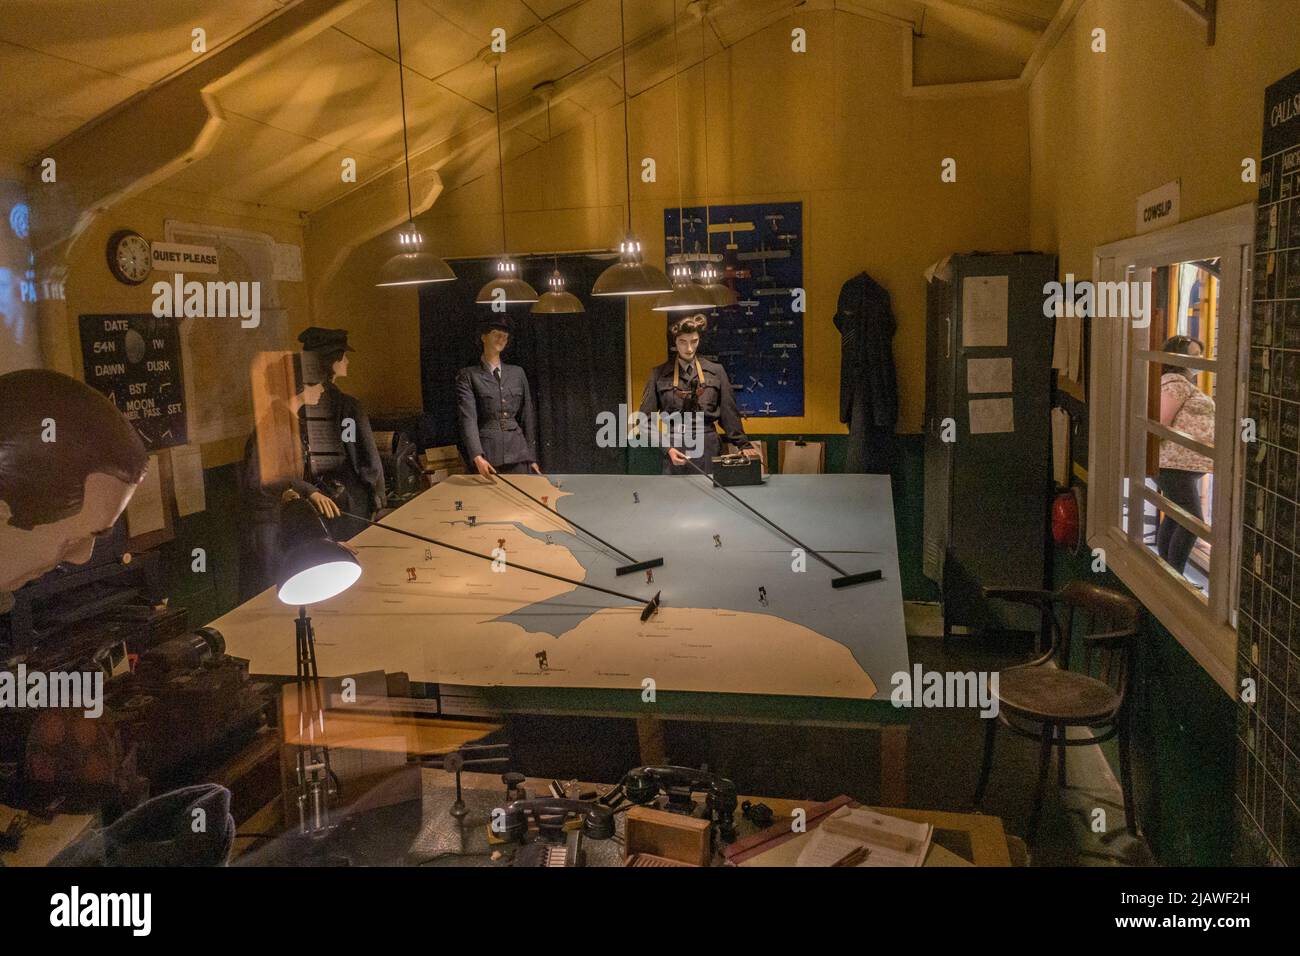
[211, 473, 913, 801]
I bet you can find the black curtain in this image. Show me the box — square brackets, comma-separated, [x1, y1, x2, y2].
[419, 255, 628, 473]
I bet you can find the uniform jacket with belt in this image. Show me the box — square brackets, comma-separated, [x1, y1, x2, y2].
[318, 384, 387, 513]
[455, 360, 538, 468]
[638, 356, 751, 465]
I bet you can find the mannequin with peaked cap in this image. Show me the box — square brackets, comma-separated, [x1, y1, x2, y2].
[238, 351, 337, 601]
[298, 326, 386, 540]
[638, 313, 758, 475]
[455, 316, 541, 476]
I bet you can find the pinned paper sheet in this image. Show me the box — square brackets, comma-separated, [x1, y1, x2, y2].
[126, 454, 166, 536]
[968, 398, 1015, 435]
[172, 444, 207, 516]
[273, 242, 303, 281]
[961, 275, 1009, 348]
[967, 357, 1013, 394]
[1051, 407, 1072, 485]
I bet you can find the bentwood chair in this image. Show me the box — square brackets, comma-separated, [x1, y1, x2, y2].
[972, 581, 1142, 841]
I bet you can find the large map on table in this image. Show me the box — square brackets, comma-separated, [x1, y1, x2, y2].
[213, 474, 908, 701]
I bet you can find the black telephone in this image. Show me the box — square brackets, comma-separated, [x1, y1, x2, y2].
[492, 798, 615, 867]
[610, 765, 739, 843]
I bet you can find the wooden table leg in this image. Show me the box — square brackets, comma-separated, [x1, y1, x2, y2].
[880, 724, 908, 806]
[635, 715, 667, 765]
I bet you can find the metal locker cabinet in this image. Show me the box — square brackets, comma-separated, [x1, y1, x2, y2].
[922, 253, 1057, 637]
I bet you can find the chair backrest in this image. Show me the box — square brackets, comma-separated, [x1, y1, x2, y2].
[1055, 581, 1141, 698]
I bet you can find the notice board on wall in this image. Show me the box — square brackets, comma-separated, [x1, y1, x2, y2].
[79, 313, 187, 451]
[664, 201, 804, 418]
[1237, 65, 1300, 865]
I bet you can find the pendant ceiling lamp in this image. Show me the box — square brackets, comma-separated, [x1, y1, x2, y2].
[695, 3, 736, 308]
[532, 262, 585, 314]
[376, 0, 455, 287]
[698, 258, 736, 308]
[477, 58, 539, 305]
[653, 5, 712, 314]
[532, 85, 584, 314]
[592, 0, 672, 297]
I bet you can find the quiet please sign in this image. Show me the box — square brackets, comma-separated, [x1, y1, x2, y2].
[150, 241, 219, 274]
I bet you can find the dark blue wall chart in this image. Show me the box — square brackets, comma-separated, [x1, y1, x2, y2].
[664, 201, 804, 417]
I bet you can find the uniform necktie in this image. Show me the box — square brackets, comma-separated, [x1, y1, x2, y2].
[494, 367, 502, 384]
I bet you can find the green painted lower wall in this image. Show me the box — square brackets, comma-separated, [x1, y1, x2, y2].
[1050, 540, 1237, 865]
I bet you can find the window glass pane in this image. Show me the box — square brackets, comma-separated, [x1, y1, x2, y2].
[1143, 475, 1215, 598]
[1150, 259, 1221, 362]
[1147, 363, 1218, 454]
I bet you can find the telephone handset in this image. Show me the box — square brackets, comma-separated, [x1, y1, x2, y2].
[616, 765, 738, 842]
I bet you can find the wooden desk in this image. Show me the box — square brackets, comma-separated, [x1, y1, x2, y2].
[0, 805, 97, 867]
[450, 770, 1010, 867]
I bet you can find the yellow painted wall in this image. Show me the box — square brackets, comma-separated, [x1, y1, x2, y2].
[323, 9, 1032, 435]
[1029, 0, 1300, 327]
[48, 186, 310, 465]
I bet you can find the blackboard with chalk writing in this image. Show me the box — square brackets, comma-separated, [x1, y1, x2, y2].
[1238, 65, 1300, 865]
[79, 313, 187, 450]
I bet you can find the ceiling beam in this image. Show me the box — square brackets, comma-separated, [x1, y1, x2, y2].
[307, 0, 786, 222]
[27, 0, 371, 256]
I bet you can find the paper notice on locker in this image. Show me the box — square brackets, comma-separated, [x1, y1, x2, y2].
[961, 275, 1009, 348]
[967, 357, 1013, 394]
[968, 398, 1015, 435]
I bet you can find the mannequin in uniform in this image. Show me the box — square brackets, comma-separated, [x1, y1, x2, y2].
[638, 313, 759, 475]
[239, 352, 338, 600]
[298, 326, 387, 539]
[455, 317, 541, 476]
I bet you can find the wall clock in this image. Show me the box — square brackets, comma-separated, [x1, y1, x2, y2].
[106, 229, 152, 285]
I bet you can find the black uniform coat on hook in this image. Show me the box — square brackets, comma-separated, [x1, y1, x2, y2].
[834, 271, 898, 474]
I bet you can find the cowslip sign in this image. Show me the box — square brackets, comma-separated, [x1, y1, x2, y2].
[1135, 180, 1180, 235]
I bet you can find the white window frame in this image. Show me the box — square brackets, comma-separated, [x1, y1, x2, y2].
[1088, 203, 1253, 696]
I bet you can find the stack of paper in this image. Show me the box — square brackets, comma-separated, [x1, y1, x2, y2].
[795, 806, 933, 867]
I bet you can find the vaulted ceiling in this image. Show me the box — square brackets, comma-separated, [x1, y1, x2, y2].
[0, 0, 1066, 213]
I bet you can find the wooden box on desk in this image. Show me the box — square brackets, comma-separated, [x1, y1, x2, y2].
[420, 445, 465, 480]
[623, 806, 710, 867]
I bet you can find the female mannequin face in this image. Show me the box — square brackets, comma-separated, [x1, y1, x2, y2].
[482, 329, 509, 357]
[675, 332, 700, 362]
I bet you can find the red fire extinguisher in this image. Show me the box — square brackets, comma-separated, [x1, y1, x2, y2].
[1052, 487, 1084, 552]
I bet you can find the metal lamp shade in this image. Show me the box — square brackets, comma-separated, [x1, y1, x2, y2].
[376, 251, 457, 287]
[532, 290, 585, 314]
[592, 239, 671, 297]
[476, 276, 540, 304]
[652, 282, 713, 312]
[275, 498, 361, 606]
[476, 258, 539, 304]
[277, 543, 362, 606]
[696, 260, 737, 307]
[531, 268, 585, 313]
[703, 282, 738, 307]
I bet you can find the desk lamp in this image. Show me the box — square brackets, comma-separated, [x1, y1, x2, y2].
[276, 492, 362, 838]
